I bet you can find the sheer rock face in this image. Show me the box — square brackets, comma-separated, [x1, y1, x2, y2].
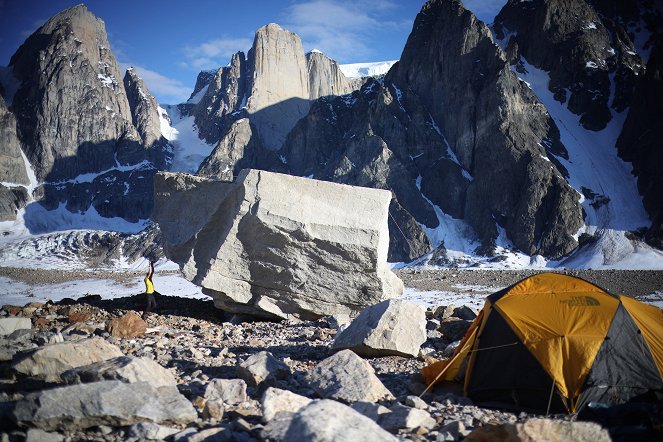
[246, 24, 311, 151]
[154, 169, 403, 320]
[0, 94, 30, 221]
[194, 52, 248, 145]
[494, 0, 648, 131]
[123, 68, 168, 160]
[9, 4, 141, 182]
[280, 0, 583, 259]
[0, 95, 28, 185]
[192, 25, 365, 181]
[617, 39, 663, 248]
[3, 4, 169, 223]
[306, 51, 365, 100]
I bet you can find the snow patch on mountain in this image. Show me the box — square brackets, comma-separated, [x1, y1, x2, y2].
[160, 105, 214, 173]
[509, 59, 663, 269]
[339, 60, 397, 78]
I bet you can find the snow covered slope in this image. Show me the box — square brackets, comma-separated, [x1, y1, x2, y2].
[339, 60, 397, 78]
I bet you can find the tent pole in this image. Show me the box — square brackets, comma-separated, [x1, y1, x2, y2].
[545, 377, 556, 416]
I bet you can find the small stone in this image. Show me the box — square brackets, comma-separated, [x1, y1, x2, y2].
[380, 404, 436, 431]
[25, 428, 64, 442]
[350, 401, 390, 422]
[192, 396, 206, 410]
[106, 312, 147, 338]
[127, 422, 180, 440]
[68, 311, 91, 323]
[237, 351, 291, 387]
[202, 399, 224, 421]
[404, 395, 428, 409]
[261, 387, 312, 422]
[204, 378, 248, 405]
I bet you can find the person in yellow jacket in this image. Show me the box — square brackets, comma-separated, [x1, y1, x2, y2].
[142, 261, 158, 319]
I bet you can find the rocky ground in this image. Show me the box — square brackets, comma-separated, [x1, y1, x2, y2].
[0, 269, 661, 441]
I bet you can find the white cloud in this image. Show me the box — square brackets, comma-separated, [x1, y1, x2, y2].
[283, 0, 406, 61]
[181, 37, 252, 71]
[119, 62, 191, 104]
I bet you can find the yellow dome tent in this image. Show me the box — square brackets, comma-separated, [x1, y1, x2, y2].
[422, 273, 663, 413]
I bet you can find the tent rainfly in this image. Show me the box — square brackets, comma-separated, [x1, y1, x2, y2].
[422, 273, 663, 413]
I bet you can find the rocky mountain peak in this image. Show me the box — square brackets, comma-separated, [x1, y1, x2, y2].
[306, 50, 365, 100]
[8, 3, 139, 182]
[494, 0, 646, 130]
[0, 4, 170, 227]
[246, 23, 311, 150]
[123, 67, 167, 154]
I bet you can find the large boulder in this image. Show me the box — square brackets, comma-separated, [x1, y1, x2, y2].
[11, 337, 123, 381]
[154, 169, 403, 320]
[61, 355, 177, 388]
[284, 399, 398, 442]
[331, 299, 427, 357]
[305, 350, 394, 403]
[13, 380, 196, 431]
[0, 317, 31, 336]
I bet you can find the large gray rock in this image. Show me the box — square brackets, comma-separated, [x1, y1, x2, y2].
[283, 399, 398, 442]
[261, 387, 312, 422]
[332, 299, 426, 358]
[61, 355, 177, 387]
[154, 169, 403, 320]
[203, 378, 248, 405]
[0, 317, 31, 336]
[11, 337, 123, 381]
[305, 350, 394, 403]
[237, 351, 291, 387]
[13, 380, 196, 431]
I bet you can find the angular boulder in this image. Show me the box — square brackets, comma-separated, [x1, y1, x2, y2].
[261, 387, 312, 422]
[305, 350, 394, 403]
[154, 169, 403, 320]
[203, 378, 248, 405]
[11, 337, 123, 381]
[13, 380, 196, 431]
[238, 351, 291, 387]
[331, 299, 426, 358]
[106, 311, 147, 338]
[0, 317, 31, 336]
[61, 355, 177, 388]
[284, 400, 398, 442]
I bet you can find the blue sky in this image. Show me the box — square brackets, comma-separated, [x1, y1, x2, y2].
[0, 0, 504, 104]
